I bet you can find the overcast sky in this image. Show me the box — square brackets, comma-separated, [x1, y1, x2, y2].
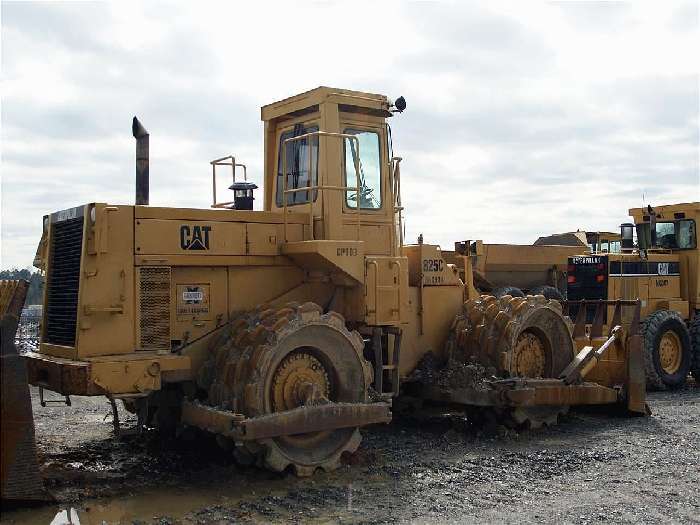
[1, 1, 698, 270]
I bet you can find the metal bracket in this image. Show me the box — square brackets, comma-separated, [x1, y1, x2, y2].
[39, 386, 71, 407]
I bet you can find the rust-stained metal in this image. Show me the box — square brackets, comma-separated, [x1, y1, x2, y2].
[1, 280, 50, 502]
[181, 399, 392, 441]
[422, 380, 619, 408]
[24, 351, 92, 395]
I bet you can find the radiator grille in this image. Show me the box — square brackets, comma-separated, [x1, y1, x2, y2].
[45, 217, 84, 346]
[139, 267, 171, 351]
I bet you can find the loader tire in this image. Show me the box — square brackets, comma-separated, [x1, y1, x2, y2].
[202, 302, 373, 477]
[492, 286, 525, 298]
[450, 294, 574, 378]
[530, 285, 564, 302]
[688, 314, 700, 381]
[641, 310, 691, 390]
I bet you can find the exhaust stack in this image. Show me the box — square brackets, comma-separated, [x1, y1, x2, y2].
[132, 117, 149, 205]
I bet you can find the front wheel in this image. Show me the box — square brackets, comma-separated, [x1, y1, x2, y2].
[641, 310, 691, 390]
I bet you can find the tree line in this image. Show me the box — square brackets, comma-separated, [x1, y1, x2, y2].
[0, 269, 45, 305]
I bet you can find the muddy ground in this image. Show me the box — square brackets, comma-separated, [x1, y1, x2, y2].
[2, 384, 699, 524]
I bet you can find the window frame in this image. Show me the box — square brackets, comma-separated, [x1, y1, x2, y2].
[341, 126, 384, 213]
[274, 122, 320, 208]
[675, 219, 697, 250]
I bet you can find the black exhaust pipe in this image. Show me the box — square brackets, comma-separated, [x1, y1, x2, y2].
[132, 117, 149, 205]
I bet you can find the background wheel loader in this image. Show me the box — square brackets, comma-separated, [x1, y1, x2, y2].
[23, 87, 647, 478]
[567, 202, 700, 390]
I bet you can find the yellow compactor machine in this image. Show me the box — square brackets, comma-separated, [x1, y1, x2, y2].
[25, 87, 647, 476]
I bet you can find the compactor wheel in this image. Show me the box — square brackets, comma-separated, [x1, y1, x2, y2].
[449, 294, 574, 378]
[199, 302, 372, 476]
[447, 294, 575, 430]
[508, 405, 569, 430]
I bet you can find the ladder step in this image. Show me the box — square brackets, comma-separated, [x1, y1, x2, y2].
[382, 365, 397, 370]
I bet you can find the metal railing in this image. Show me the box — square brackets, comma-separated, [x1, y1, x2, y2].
[390, 156, 404, 247]
[282, 131, 362, 242]
[211, 155, 248, 208]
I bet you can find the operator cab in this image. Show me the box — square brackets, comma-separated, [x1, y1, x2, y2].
[260, 87, 405, 256]
[635, 206, 697, 251]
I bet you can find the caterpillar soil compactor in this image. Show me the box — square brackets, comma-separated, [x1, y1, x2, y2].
[24, 87, 647, 477]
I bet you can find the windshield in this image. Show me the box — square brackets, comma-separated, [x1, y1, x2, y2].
[343, 129, 382, 210]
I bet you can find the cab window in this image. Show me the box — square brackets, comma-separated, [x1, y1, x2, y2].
[343, 129, 381, 209]
[653, 220, 697, 250]
[677, 219, 696, 249]
[276, 125, 319, 207]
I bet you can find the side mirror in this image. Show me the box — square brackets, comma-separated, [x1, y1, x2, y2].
[394, 96, 406, 112]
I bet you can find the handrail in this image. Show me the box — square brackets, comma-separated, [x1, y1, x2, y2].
[281, 131, 362, 242]
[367, 260, 379, 317]
[390, 259, 401, 320]
[390, 157, 403, 247]
[211, 155, 248, 208]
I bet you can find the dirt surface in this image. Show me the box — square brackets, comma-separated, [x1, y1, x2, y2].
[2, 384, 699, 524]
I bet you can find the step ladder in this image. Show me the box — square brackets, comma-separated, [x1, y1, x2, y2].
[370, 327, 402, 399]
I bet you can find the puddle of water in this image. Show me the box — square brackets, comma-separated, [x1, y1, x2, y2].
[0, 472, 365, 525]
[2, 484, 244, 525]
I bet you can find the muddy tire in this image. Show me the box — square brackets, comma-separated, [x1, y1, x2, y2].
[448, 294, 575, 430]
[201, 302, 372, 476]
[689, 314, 700, 380]
[641, 310, 691, 390]
[530, 285, 564, 302]
[509, 405, 569, 430]
[492, 286, 525, 298]
[451, 294, 574, 378]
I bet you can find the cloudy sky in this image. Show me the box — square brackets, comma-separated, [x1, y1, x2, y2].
[1, 1, 698, 270]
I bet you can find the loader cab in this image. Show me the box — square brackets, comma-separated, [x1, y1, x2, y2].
[261, 87, 404, 257]
[629, 202, 699, 312]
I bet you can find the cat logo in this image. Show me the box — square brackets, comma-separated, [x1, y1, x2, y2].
[180, 225, 212, 250]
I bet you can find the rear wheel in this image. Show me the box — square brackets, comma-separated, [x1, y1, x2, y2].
[492, 286, 525, 298]
[530, 285, 564, 302]
[641, 310, 691, 390]
[449, 294, 574, 429]
[200, 302, 372, 476]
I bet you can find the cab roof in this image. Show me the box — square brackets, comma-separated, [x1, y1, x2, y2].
[261, 86, 391, 121]
[629, 202, 700, 222]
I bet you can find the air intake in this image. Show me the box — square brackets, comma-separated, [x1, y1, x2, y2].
[45, 216, 84, 346]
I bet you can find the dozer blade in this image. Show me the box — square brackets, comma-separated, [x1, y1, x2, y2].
[1, 280, 50, 503]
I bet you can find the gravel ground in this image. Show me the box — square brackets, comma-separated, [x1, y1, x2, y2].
[1, 383, 699, 524]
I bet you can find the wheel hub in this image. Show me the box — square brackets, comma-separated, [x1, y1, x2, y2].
[271, 351, 331, 412]
[513, 330, 546, 377]
[659, 330, 682, 374]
